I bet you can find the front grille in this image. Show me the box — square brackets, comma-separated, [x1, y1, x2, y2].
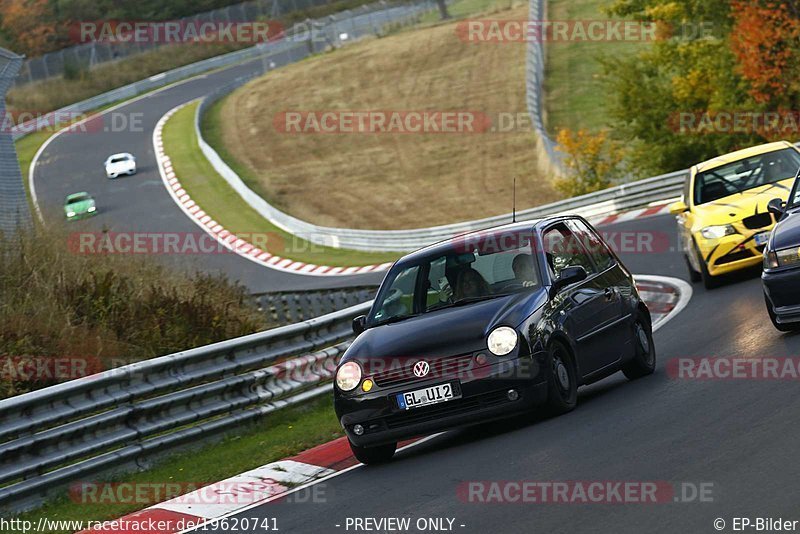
[384, 390, 511, 429]
[742, 213, 773, 230]
[372, 353, 478, 388]
[716, 249, 756, 265]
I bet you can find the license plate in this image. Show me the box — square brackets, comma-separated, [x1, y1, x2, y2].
[755, 232, 770, 246]
[396, 383, 459, 410]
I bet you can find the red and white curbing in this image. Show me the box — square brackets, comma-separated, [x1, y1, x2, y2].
[153, 103, 394, 277]
[155, 103, 674, 277]
[635, 275, 692, 333]
[77, 437, 426, 534]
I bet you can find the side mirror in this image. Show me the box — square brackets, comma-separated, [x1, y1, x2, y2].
[352, 315, 367, 335]
[768, 198, 786, 218]
[669, 200, 689, 215]
[549, 266, 588, 298]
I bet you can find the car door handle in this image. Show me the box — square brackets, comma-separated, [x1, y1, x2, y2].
[604, 288, 616, 301]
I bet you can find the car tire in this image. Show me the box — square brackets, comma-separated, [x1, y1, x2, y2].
[622, 315, 656, 380]
[693, 240, 721, 289]
[544, 340, 577, 415]
[765, 294, 800, 332]
[348, 440, 396, 465]
[684, 254, 701, 283]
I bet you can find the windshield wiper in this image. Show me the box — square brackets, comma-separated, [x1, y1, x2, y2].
[433, 294, 507, 311]
[370, 313, 420, 327]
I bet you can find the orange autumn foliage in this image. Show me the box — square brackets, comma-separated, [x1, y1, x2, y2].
[730, 1, 800, 104]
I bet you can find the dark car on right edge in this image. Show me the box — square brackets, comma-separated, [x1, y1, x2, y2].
[762, 167, 800, 331]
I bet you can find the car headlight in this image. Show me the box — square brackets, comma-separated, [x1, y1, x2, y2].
[487, 326, 518, 356]
[335, 361, 362, 391]
[700, 224, 736, 240]
[768, 247, 800, 269]
[87, 206, 96, 213]
[66, 211, 76, 217]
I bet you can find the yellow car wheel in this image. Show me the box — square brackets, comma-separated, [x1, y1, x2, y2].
[693, 240, 722, 290]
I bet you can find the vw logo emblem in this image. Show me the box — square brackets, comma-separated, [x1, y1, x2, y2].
[413, 361, 430, 378]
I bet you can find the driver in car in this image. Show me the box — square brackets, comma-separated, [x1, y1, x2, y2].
[454, 268, 490, 300]
[512, 254, 537, 287]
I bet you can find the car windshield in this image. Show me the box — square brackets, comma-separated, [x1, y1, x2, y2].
[694, 148, 800, 205]
[67, 195, 90, 204]
[368, 229, 540, 326]
[110, 156, 129, 163]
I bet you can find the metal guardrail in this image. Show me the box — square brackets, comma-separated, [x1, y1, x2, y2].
[526, 0, 562, 171]
[10, 0, 430, 142]
[253, 286, 377, 324]
[0, 301, 371, 514]
[192, 0, 685, 253]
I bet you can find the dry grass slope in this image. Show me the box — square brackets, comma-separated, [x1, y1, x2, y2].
[218, 5, 558, 230]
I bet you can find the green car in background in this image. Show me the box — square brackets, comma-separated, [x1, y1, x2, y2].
[64, 192, 97, 220]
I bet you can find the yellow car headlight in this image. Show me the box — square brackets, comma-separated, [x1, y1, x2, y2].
[700, 224, 736, 240]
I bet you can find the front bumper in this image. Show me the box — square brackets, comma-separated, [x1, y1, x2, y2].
[695, 230, 770, 276]
[335, 355, 548, 447]
[763, 267, 800, 324]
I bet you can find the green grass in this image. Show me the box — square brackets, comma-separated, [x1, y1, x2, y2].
[7, 397, 343, 534]
[165, 102, 400, 267]
[543, 0, 648, 133]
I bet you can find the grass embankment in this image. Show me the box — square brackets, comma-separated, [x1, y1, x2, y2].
[543, 0, 649, 133]
[0, 229, 269, 399]
[207, 1, 557, 230]
[7, 396, 343, 534]
[164, 102, 400, 266]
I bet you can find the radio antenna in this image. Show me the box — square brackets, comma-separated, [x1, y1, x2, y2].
[512, 177, 517, 223]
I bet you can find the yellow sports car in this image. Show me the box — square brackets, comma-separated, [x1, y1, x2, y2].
[670, 141, 800, 289]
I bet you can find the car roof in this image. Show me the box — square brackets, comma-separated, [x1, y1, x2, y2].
[396, 216, 581, 265]
[695, 141, 795, 173]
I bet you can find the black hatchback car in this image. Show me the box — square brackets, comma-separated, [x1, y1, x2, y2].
[762, 182, 800, 331]
[334, 216, 656, 464]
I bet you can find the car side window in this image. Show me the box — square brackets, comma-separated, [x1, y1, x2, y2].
[542, 223, 596, 278]
[567, 220, 616, 272]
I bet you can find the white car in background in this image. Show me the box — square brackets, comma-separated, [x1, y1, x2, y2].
[104, 153, 137, 178]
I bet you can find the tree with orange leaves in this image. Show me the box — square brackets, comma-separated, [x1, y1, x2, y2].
[0, 0, 57, 55]
[730, 1, 800, 106]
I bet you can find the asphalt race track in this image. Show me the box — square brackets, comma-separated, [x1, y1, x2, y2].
[31, 54, 387, 293]
[31, 38, 800, 534]
[185, 214, 800, 534]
